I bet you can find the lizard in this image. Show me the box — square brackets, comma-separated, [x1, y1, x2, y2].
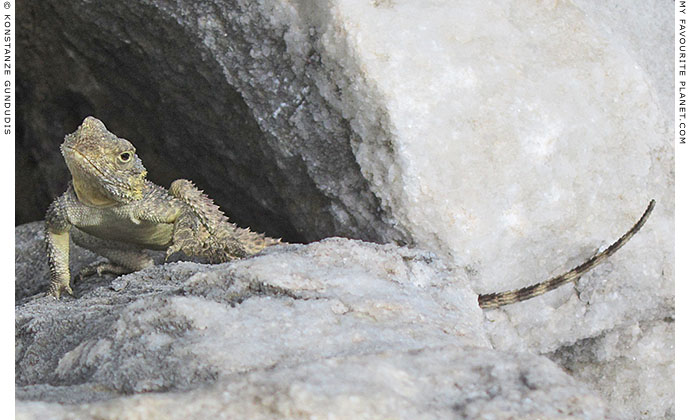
[45, 116, 280, 298]
[45, 117, 655, 308]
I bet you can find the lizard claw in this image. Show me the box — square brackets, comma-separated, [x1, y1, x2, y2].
[50, 281, 73, 299]
[165, 244, 181, 261]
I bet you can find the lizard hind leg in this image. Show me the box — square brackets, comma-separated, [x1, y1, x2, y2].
[168, 179, 271, 260]
[168, 209, 246, 262]
[168, 179, 282, 262]
[75, 262, 133, 283]
[166, 207, 211, 260]
[169, 179, 229, 235]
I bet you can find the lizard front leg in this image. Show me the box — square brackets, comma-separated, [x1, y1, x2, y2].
[45, 197, 74, 298]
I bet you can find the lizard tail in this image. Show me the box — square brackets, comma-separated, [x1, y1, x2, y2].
[478, 199, 656, 309]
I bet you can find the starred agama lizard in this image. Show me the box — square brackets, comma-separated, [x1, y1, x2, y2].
[45, 116, 280, 298]
[45, 116, 654, 307]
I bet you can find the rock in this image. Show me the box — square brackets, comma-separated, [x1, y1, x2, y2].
[16, 0, 673, 418]
[17, 0, 672, 309]
[17, 348, 616, 420]
[549, 319, 675, 420]
[17, 222, 620, 419]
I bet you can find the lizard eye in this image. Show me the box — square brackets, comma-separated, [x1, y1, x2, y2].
[118, 152, 132, 163]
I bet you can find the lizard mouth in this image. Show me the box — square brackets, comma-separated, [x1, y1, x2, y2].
[62, 145, 109, 181]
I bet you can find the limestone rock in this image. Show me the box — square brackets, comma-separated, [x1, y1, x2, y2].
[17, 0, 672, 303]
[16, 0, 673, 418]
[549, 319, 675, 420]
[18, 348, 617, 420]
[16, 222, 620, 419]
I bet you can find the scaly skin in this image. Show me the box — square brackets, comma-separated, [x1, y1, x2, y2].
[478, 200, 655, 309]
[45, 116, 280, 298]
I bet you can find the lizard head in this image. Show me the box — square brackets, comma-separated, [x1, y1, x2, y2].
[61, 116, 148, 206]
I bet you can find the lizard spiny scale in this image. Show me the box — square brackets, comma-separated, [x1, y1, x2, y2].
[169, 179, 230, 234]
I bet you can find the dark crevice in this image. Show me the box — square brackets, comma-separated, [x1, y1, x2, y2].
[16, 1, 410, 246]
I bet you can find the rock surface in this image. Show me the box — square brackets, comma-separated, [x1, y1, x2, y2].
[16, 0, 673, 418]
[18, 221, 621, 419]
[16, 0, 673, 307]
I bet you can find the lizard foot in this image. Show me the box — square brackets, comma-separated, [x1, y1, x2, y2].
[165, 243, 182, 261]
[49, 280, 73, 299]
[76, 262, 132, 283]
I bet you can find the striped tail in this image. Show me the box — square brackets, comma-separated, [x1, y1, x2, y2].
[478, 200, 655, 309]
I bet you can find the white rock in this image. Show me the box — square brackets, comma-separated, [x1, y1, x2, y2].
[16, 0, 674, 418]
[294, 0, 671, 296]
[17, 346, 617, 420]
[268, 1, 674, 417]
